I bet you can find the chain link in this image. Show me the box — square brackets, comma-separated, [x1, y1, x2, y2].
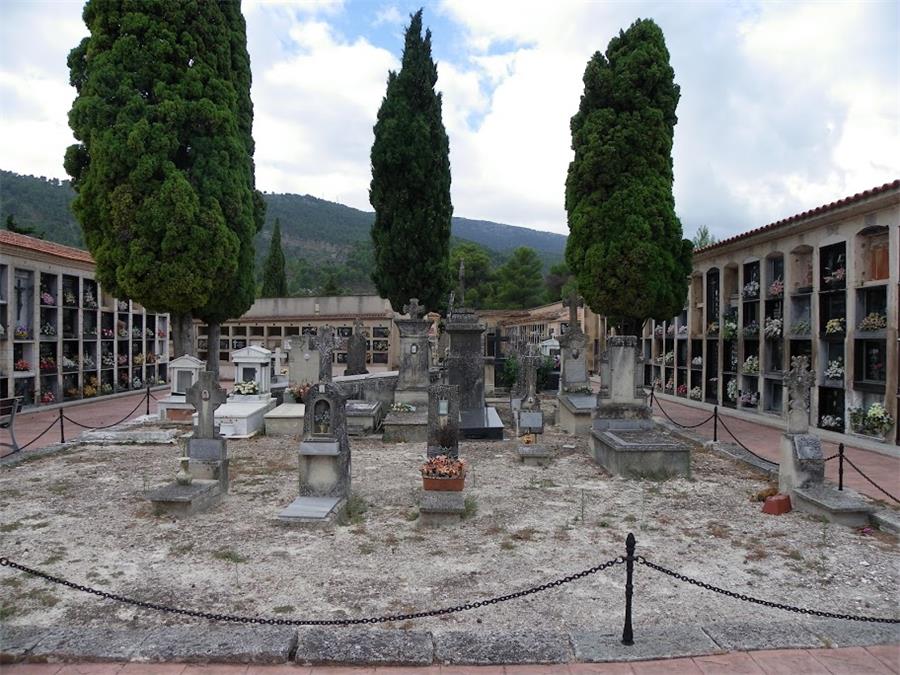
[62, 391, 150, 430]
[841, 457, 900, 504]
[0, 556, 623, 626]
[637, 557, 899, 624]
[716, 416, 780, 467]
[652, 395, 717, 430]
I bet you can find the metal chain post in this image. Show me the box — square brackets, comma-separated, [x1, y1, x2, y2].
[622, 532, 635, 646]
[838, 443, 844, 491]
[146, 383, 151, 416]
[58, 408, 65, 443]
[713, 406, 718, 442]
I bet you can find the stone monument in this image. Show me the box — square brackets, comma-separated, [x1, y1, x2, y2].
[288, 334, 319, 386]
[278, 380, 352, 525]
[208, 345, 277, 437]
[157, 354, 205, 423]
[446, 304, 503, 440]
[559, 293, 590, 392]
[383, 299, 431, 443]
[147, 371, 229, 516]
[589, 336, 691, 478]
[427, 383, 459, 458]
[517, 343, 550, 465]
[313, 324, 343, 383]
[779, 356, 872, 526]
[344, 319, 369, 376]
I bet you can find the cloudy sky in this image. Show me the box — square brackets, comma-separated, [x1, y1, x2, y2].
[1, 0, 898, 240]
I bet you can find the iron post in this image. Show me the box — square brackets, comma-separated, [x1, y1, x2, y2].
[58, 408, 65, 444]
[622, 532, 635, 646]
[146, 383, 151, 416]
[713, 406, 718, 442]
[838, 443, 844, 491]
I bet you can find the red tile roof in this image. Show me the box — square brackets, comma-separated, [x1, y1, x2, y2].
[0, 230, 94, 265]
[695, 179, 900, 255]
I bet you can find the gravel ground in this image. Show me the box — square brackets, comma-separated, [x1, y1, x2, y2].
[1, 409, 897, 633]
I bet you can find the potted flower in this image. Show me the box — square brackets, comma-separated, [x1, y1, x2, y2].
[40, 390, 55, 404]
[825, 318, 845, 335]
[790, 319, 811, 336]
[768, 278, 784, 298]
[763, 317, 782, 339]
[689, 386, 703, 401]
[857, 313, 887, 332]
[742, 320, 759, 338]
[741, 356, 759, 375]
[14, 359, 31, 372]
[40, 290, 56, 306]
[742, 280, 760, 299]
[289, 382, 311, 403]
[824, 358, 843, 383]
[820, 415, 842, 431]
[676, 384, 688, 397]
[14, 325, 31, 340]
[421, 455, 466, 491]
[849, 403, 894, 439]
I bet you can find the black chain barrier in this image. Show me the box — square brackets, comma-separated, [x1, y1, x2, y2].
[62, 390, 150, 431]
[842, 456, 900, 504]
[12, 416, 61, 453]
[0, 556, 623, 627]
[716, 414, 780, 467]
[651, 393, 717, 430]
[638, 557, 900, 624]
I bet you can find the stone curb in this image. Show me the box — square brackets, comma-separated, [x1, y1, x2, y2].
[3, 622, 897, 665]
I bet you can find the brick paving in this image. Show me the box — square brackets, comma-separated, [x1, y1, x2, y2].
[3, 645, 899, 673]
[650, 395, 900, 503]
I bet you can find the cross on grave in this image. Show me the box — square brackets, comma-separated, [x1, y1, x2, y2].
[186, 371, 228, 439]
[562, 292, 584, 335]
[785, 355, 816, 434]
[313, 324, 343, 382]
[458, 260, 466, 306]
[403, 298, 426, 321]
[272, 348, 287, 378]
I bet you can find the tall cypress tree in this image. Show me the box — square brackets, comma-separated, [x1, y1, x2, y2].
[370, 9, 452, 312]
[261, 218, 288, 297]
[65, 0, 262, 358]
[565, 18, 692, 334]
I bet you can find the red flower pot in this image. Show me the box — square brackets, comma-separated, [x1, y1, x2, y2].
[422, 474, 466, 492]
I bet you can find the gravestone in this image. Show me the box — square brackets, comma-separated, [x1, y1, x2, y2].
[157, 355, 205, 423]
[589, 337, 691, 478]
[147, 371, 228, 516]
[427, 384, 459, 458]
[344, 319, 369, 376]
[288, 335, 319, 386]
[559, 294, 589, 392]
[446, 305, 503, 440]
[516, 343, 550, 465]
[278, 381, 352, 525]
[779, 357, 872, 526]
[312, 325, 343, 383]
[383, 299, 431, 442]
[210, 346, 277, 437]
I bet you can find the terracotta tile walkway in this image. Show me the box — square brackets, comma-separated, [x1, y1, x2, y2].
[650, 396, 900, 503]
[3, 645, 899, 674]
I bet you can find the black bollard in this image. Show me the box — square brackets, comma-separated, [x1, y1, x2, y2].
[146, 383, 151, 416]
[838, 443, 844, 491]
[713, 406, 718, 442]
[622, 532, 635, 646]
[58, 408, 65, 444]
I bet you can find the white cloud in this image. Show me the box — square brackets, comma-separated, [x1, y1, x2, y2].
[373, 5, 403, 27]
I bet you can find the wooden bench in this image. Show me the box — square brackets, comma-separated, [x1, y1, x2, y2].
[0, 397, 23, 454]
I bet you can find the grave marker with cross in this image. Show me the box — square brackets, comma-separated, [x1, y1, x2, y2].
[403, 298, 426, 321]
[313, 324, 344, 383]
[186, 371, 228, 439]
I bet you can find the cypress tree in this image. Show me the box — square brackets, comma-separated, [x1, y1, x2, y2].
[370, 9, 452, 312]
[565, 18, 692, 334]
[261, 218, 288, 297]
[64, 0, 263, 358]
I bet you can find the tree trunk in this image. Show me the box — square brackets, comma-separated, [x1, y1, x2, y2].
[206, 321, 221, 380]
[171, 312, 194, 358]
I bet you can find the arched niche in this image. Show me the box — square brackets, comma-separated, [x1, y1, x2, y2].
[764, 251, 785, 299]
[855, 225, 890, 283]
[789, 245, 814, 294]
[722, 263, 739, 310]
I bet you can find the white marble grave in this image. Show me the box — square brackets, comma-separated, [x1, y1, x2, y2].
[201, 346, 277, 438]
[157, 354, 205, 423]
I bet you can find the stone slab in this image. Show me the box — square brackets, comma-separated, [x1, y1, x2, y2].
[383, 411, 428, 443]
[433, 630, 570, 664]
[27, 627, 148, 662]
[459, 406, 504, 440]
[299, 440, 340, 456]
[187, 437, 226, 461]
[559, 393, 597, 411]
[557, 401, 593, 436]
[590, 427, 691, 479]
[518, 411, 544, 434]
[572, 626, 723, 662]
[137, 625, 297, 663]
[792, 485, 874, 527]
[277, 496, 343, 523]
[872, 508, 900, 534]
[79, 429, 180, 445]
[804, 619, 900, 647]
[0, 625, 53, 662]
[264, 403, 306, 418]
[518, 444, 551, 465]
[702, 621, 825, 651]
[420, 490, 466, 513]
[146, 479, 221, 517]
[295, 627, 433, 666]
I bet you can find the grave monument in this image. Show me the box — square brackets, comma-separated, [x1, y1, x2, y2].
[383, 299, 431, 442]
[156, 354, 205, 423]
[589, 336, 690, 478]
[313, 324, 343, 383]
[557, 294, 594, 434]
[779, 357, 872, 526]
[147, 372, 228, 516]
[208, 345, 277, 437]
[427, 383, 459, 458]
[517, 344, 551, 465]
[344, 319, 369, 376]
[278, 381, 352, 524]
[288, 334, 319, 386]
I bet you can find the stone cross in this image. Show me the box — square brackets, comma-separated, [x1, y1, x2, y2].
[403, 298, 426, 321]
[458, 260, 466, 305]
[562, 293, 583, 334]
[522, 336, 543, 409]
[186, 371, 228, 439]
[313, 324, 342, 383]
[447, 291, 455, 319]
[272, 348, 287, 377]
[785, 355, 816, 434]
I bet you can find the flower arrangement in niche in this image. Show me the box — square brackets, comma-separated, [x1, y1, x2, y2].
[763, 317, 782, 339]
[739, 391, 759, 407]
[82, 355, 96, 370]
[40, 390, 55, 404]
[654, 325, 664, 337]
[689, 386, 703, 401]
[117, 354, 128, 365]
[14, 325, 31, 340]
[132, 327, 143, 338]
[146, 352, 157, 364]
[40, 291, 55, 306]
[691, 356, 702, 367]
[390, 402, 415, 413]
[83, 326, 97, 337]
[678, 325, 688, 336]
[820, 415, 842, 430]
[14, 359, 31, 371]
[40, 322, 56, 336]
[849, 403, 894, 438]
[741, 355, 760, 375]
[145, 327, 155, 338]
[157, 328, 167, 338]
[742, 280, 760, 299]
[676, 384, 688, 396]
[102, 328, 115, 339]
[726, 379, 738, 402]
[664, 351, 674, 365]
[133, 353, 145, 366]
[62, 290, 77, 306]
[100, 383, 114, 395]
[823, 264, 845, 286]
[39, 356, 56, 371]
[742, 320, 759, 338]
[233, 380, 259, 395]
[722, 318, 738, 340]
[102, 352, 115, 368]
[664, 378, 674, 393]
[666, 324, 675, 336]
[117, 300, 129, 312]
[82, 290, 98, 309]
[825, 318, 845, 335]
[83, 377, 99, 398]
[857, 313, 887, 331]
[132, 377, 143, 390]
[768, 278, 784, 298]
[62, 355, 78, 370]
[824, 358, 844, 380]
[117, 327, 128, 338]
[707, 321, 719, 336]
[790, 320, 811, 335]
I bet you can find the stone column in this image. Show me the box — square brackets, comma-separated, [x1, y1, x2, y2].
[445, 307, 485, 413]
[394, 318, 431, 406]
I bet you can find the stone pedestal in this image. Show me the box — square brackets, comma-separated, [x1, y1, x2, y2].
[146, 480, 221, 517]
[418, 490, 466, 527]
[345, 399, 383, 435]
[394, 318, 431, 407]
[558, 393, 596, 435]
[264, 403, 306, 437]
[383, 410, 428, 443]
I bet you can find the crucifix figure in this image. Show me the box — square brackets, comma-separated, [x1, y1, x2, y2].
[458, 260, 466, 306]
[14, 277, 27, 322]
[403, 298, 426, 321]
[314, 324, 343, 382]
[186, 371, 228, 439]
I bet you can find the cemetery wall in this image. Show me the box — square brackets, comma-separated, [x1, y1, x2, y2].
[643, 180, 900, 450]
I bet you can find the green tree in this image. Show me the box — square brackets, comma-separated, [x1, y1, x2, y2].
[261, 218, 288, 297]
[370, 9, 452, 312]
[64, 0, 263, 358]
[544, 260, 572, 303]
[691, 225, 717, 248]
[3, 214, 42, 238]
[494, 247, 545, 309]
[321, 271, 342, 296]
[565, 19, 692, 334]
[449, 241, 494, 308]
